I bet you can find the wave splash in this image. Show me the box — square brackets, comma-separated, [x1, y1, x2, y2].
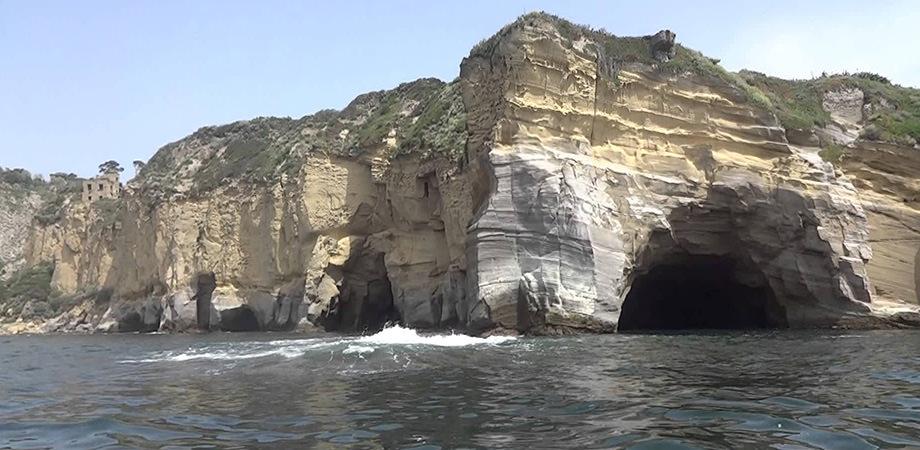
[356, 325, 516, 347]
[122, 325, 516, 363]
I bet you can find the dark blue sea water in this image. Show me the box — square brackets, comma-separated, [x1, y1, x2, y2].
[1, 327, 919, 449]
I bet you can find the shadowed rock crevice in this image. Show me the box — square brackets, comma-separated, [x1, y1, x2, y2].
[117, 310, 161, 332]
[193, 272, 216, 330]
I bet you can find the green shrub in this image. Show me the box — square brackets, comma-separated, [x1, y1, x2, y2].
[19, 300, 53, 320]
[0, 262, 53, 301]
[395, 81, 468, 163]
[854, 72, 890, 84]
[351, 92, 403, 148]
[819, 144, 845, 163]
[0, 168, 45, 189]
[193, 139, 271, 192]
[742, 71, 920, 143]
[739, 71, 831, 130]
[346, 79, 448, 154]
[0, 263, 54, 318]
[93, 197, 121, 229]
[48, 294, 82, 314]
[35, 192, 70, 225]
[33, 176, 82, 226]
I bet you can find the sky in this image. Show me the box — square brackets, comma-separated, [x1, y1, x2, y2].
[2, 0, 918, 179]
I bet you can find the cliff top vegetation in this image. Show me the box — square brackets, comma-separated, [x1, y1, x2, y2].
[475, 12, 920, 146]
[122, 11, 920, 202]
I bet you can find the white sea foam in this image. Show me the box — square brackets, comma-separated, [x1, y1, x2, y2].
[121, 341, 336, 363]
[343, 345, 376, 355]
[121, 325, 515, 363]
[355, 325, 516, 347]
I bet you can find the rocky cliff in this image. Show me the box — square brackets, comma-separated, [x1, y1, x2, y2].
[4, 12, 920, 334]
[0, 171, 45, 277]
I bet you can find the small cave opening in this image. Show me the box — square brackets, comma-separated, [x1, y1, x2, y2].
[118, 312, 144, 332]
[193, 272, 216, 330]
[118, 311, 158, 333]
[618, 255, 787, 331]
[219, 305, 261, 332]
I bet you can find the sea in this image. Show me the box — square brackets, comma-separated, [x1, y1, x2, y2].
[1, 327, 919, 449]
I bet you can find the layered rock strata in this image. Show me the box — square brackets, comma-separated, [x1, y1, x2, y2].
[5, 13, 920, 334]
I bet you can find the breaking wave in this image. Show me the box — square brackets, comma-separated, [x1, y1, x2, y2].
[121, 325, 516, 363]
[355, 325, 516, 346]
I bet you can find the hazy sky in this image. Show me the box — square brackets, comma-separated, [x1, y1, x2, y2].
[2, 0, 918, 178]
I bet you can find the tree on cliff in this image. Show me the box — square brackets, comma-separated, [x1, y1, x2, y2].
[98, 160, 124, 175]
[132, 160, 146, 173]
[49, 172, 77, 180]
[0, 167, 36, 186]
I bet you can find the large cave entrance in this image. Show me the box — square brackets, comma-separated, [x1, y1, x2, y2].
[618, 254, 787, 331]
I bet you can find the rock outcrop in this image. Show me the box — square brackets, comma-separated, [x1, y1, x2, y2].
[649, 30, 677, 62]
[841, 141, 920, 306]
[0, 177, 44, 277]
[4, 12, 920, 334]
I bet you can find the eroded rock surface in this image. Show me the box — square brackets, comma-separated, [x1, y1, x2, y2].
[458, 16, 883, 333]
[4, 12, 920, 334]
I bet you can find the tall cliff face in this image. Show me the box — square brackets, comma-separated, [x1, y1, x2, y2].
[736, 70, 920, 319]
[6, 12, 920, 334]
[841, 141, 920, 305]
[0, 170, 81, 332]
[19, 79, 477, 333]
[458, 15, 889, 333]
[0, 178, 44, 277]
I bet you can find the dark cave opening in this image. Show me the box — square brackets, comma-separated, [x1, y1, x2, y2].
[117, 311, 159, 333]
[220, 305, 261, 332]
[330, 252, 401, 333]
[117, 312, 144, 332]
[618, 255, 786, 331]
[356, 277, 400, 332]
[194, 272, 216, 330]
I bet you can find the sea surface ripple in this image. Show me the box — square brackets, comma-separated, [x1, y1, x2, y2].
[1, 327, 919, 449]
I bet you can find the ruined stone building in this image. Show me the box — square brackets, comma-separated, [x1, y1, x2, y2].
[81, 172, 121, 202]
